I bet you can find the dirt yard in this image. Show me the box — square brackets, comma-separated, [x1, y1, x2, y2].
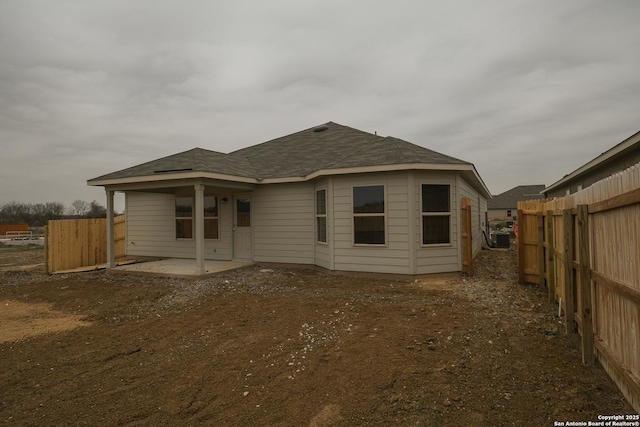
[0, 243, 635, 426]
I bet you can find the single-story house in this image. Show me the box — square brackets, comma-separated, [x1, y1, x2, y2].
[88, 122, 491, 275]
[488, 185, 545, 221]
[543, 130, 640, 198]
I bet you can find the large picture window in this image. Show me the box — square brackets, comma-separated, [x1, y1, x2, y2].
[175, 195, 219, 239]
[353, 185, 385, 245]
[421, 184, 450, 245]
[316, 189, 327, 244]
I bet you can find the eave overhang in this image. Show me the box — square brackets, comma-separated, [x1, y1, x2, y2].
[88, 163, 492, 199]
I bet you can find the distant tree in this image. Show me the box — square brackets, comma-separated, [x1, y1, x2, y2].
[31, 203, 48, 226]
[0, 201, 66, 226]
[0, 201, 30, 223]
[45, 202, 65, 219]
[86, 200, 107, 218]
[68, 199, 89, 216]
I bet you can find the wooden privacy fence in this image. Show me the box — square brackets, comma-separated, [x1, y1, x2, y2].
[45, 216, 125, 273]
[517, 163, 640, 413]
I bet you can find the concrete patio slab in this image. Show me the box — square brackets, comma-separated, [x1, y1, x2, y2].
[109, 258, 254, 278]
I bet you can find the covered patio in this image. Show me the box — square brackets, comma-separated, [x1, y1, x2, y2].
[108, 258, 254, 279]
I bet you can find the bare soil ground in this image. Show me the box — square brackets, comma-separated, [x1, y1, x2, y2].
[0, 243, 635, 426]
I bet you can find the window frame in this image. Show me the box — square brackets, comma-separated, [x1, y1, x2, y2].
[352, 184, 387, 246]
[316, 188, 328, 245]
[420, 183, 452, 247]
[175, 194, 220, 240]
[175, 196, 194, 240]
[204, 195, 220, 240]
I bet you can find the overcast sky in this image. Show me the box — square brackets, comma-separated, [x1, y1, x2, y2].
[1, 0, 639, 211]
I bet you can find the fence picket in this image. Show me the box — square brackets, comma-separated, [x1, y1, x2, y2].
[45, 216, 125, 273]
[518, 161, 640, 412]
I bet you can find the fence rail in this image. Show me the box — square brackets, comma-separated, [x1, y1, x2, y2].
[45, 216, 125, 273]
[517, 163, 640, 413]
[5, 231, 34, 240]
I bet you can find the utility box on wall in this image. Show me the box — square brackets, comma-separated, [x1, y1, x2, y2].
[492, 232, 511, 248]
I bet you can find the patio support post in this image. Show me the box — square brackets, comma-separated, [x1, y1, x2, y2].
[106, 189, 115, 269]
[194, 183, 205, 275]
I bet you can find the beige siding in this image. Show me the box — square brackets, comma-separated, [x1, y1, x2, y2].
[126, 192, 232, 260]
[252, 183, 315, 264]
[124, 172, 487, 275]
[414, 171, 460, 274]
[332, 172, 410, 274]
[314, 179, 331, 269]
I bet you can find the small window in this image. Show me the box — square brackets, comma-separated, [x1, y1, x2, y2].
[236, 198, 251, 227]
[316, 189, 327, 244]
[353, 185, 385, 245]
[176, 195, 219, 239]
[176, 196, 193, 239]
[421, 184, 450, 245]
[204, 196, 219, 239]
[507, 209, 512, 218]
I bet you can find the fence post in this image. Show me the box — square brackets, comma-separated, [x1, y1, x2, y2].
[563, 209, 575, 333]
[546, 210, 556, 303]
[577, 204, 594, 365]
[517, 208, 525, 284]
[44, 224, 49, 274]
[537, 212, 545, 286]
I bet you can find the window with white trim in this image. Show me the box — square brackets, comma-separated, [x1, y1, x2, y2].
[175, 196, 193, 239]
[204, 196, 219, 239]
[316, 189, 327, 244]
[175, 195, 219, 239]
[353, 185, 385, 245]
[421, 184, 451, 245]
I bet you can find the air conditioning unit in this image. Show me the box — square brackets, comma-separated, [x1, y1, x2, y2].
[492, 232, 511, 248]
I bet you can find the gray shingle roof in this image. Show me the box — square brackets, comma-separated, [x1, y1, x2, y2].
[90, 148, 257, 181]
[487, 185, 545, 209]
[90, 121, 470, 182]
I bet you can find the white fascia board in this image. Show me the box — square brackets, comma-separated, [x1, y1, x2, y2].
[87, 171, 258, 187]
[302, 163, 474, 180]
[88, 163, 491, 197]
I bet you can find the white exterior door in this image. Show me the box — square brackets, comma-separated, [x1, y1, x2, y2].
[233, 195, 253, 259]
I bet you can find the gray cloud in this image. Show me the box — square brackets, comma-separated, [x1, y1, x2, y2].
[1, 0, 639, 211]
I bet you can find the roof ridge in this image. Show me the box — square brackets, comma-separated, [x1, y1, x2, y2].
[229, 121, 377, 156]
[239, 154, 260, 179]
[386, 136, 470, 164]
[389, 137, 409, 163]
[324, 133, 385, 169]
[228, 122, 330, 156]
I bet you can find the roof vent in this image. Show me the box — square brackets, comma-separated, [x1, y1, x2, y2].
[154, 168, 193, 174]
[313, 126, 328, 133]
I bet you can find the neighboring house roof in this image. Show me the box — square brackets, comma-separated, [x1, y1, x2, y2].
[88, 121, 490, 197]
[487, 185, 545, 209]
[544, 130, 640, 194]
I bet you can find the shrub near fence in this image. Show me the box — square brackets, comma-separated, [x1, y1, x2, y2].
[517, 163, 640, 414]
[45, 216, 125, 273]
